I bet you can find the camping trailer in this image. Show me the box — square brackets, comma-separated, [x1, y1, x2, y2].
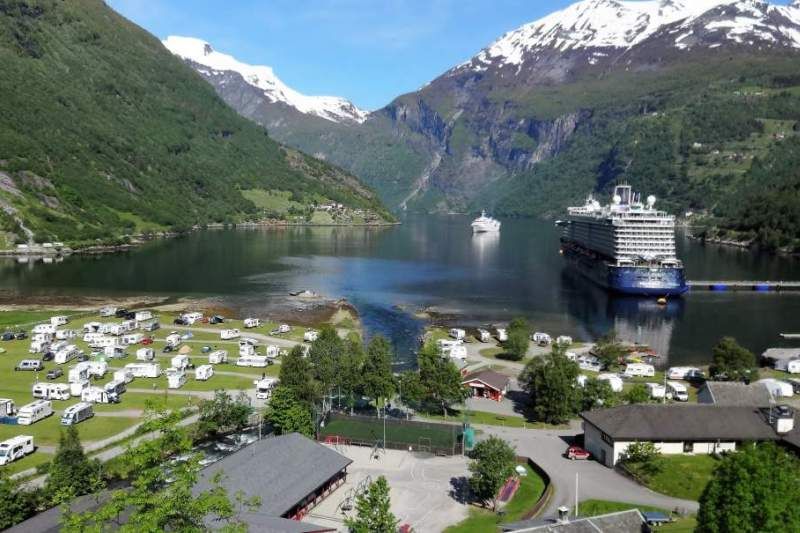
[170, 354, 189, 370]
[254, 378, 278, 400]
[645, 382, 666, 399]
[0, 436, 35, 466]
[265, 345, 280, 359]
[81, 386, 118, 404]
[449, 345, 468, 360]
[243, 318, 260, 329]
[29, 339, 50, 354]
[124, 362, 161, 379]
[496, 328, 508, 342]
[17, 400, 54, 425]
[775, 358, 800, 374]
[532, 332, 552, 346]
[122, 333, 143, 345]
[55, 329, 77, 341]
[556, 335, 573, 346]
[113, 369, 134, 384]
[666, 381, 689, 402]
[624, 363, 655, 378]
[32, 323, 56, 335]
[70, 379, 91, 397]
[667, 367, 701, 380]
[597, 373, 624, 393]
[166, 368, 186, 389]
[134, 310, 153, 322]
[757, 379, 794, 398]
[86, 360, 108, 378]
[61, 402, 94, 425]
[50, 316, 68, 327]
[99, 306, 117, 317]
[194, 365, 214, 381]
[208, 350, 228, 365]
[220, 329, 241, 340]
[136, 348, 155, 361]
[0, 399, 15, 418]
[32, 383, 70, 401]
[449, 329, 466, 341]
[477, 329, 491, 343]
[236, 355, 269, 368]
[165, 333, 182, 348]
[68, 363, 91, 383]
[54, 345, 80, 365]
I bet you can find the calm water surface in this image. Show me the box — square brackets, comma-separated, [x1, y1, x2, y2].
[2, 215, 800, 368]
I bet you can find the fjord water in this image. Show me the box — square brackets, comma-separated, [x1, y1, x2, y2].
[1, 215, 799, 369]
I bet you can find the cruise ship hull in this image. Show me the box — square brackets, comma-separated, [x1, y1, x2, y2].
[562, 242, 688, 296]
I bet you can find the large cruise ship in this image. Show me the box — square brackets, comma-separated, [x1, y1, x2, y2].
[559, 185, 688, 296]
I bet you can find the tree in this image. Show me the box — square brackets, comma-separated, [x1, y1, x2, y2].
[344, 476, 398, 533]
[593, 331, 627, 369]
[709, 337, 758, 382]
[336, 337, 365, 413]
[361, 336, 396, 415]
[308, 326, 346, 401]
[62, 407, 258, 532]
[266, 386, 314, 437]
[519, 346, 582, 424]
[621, 441, 663, 477]
[468, 437, 516, 511]
[0, 471, 32, 530]
[396, 370, 425, 408]
[46, 425, 104, 505]
[697, 443, 800, 533]
[417, 342, 469, 415]
[197, 390, 254, 438]
[279, 345, 319, 405]
[503, 317, 530, 361]
[623, 383, 651, 405]
[580, 378, 617, 411]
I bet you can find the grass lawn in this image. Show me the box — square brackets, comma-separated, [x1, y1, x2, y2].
[444, 463, 546, 532]
[0, 413, 139, 447]
[425, 409, 568, 430]
[479, 347, 505, 359]
[628, 454, 719, 501]
[0, 450, 53, 476]
[320, 415, 460, 449]
[579, 500, 697, 532]
[0, 310, 77, 329]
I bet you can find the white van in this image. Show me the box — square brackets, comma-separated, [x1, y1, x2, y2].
[255, 377, 278, 400]
[243, 318, 260, 329]
[124, 362, 161, 378]
[449, 328, 466, 341]
[221, 329, 241, 340]
[624, 363, 655, 378]
[236, 355, 269, 368]
[50, 316, 69, 327]
[303, 330, 319, 342]
[113, 369, 134, 384]
[17, 400, 54, 425]
[597, 373, 624, 393]
[0, 436, 35, 466]
[16, 359, 44, 371]
[166, 368, 186, 389]
[70, 379, 91, 398]
[645, 382, 666, 399]
[136, 347, 155, 361]
[666, 381, 689, 402]
[54, 345, 80, 365]
[61, 402, 94, 425]
[171, 354, 189, 370]
[32, 383, 70, 401]
[195, 365, 214, 381]
[208, 350, 228, 365]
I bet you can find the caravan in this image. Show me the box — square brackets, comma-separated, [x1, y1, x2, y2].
[69, 379, 91, 398]
[220, 329, 241, 340]
[645, 382, 666, 399]
[28, 339, 50, 354]
[82, 332, 104, 345]
[134, 310, 153, 322]
[103, 345, 125, 359]
[170, 354, 190, 370]
[50, 316, 68, 327]
[165, 332, 182, 349]
[666, 381, 689, 402]
[449, 345, 468, 360]
[166, 368, 187, 389]
[532, 332, 552, 346]
[61, 402, 94, 425]
[32, 383, 70, 401]
[99, 306, 117, 317]
[83, 322, 102, 334]
[775, 358, 800, 374]
[124, 363, 161, 379]
[623, 363, 655, 378]
[556, 336, 573, 346]
[54, 345, 80, 365]
[180, 312, 203, 325]
[0, 436, 35, 466]
[122, 333, 143, 345]
[477, 329, 491, 343]
[55, 329, 77, 341]
[68, 362, 90, 383]
[254, 377, 278, 400]
[449, 329, 466, 341]
[32, 323, 56, 335]
[236, 355, 269, 368]
[17, 400, 54, 425]
[136, 347, 155, 361]
[208, 350, 228, 365]
[113, 369, 134, 384]
[496, 328, 508, 342]
[86, 360, 108, 378]
[597, 373, 624, 393]
[194, 365, 214, 381]
[243, 318, 260, 329]
[0, 399, 15, 418]
[265, 345, 280, 359]
[757, 378, 794, 398]
[81, 386, 119, 404]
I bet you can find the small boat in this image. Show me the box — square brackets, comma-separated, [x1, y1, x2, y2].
[471, 211, 501, 233]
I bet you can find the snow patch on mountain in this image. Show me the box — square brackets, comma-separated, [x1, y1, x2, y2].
[163, 36, 367, 124]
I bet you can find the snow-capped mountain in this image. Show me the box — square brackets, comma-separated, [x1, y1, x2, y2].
[163, 36, 367, 124]
[451, 0, 800, 75]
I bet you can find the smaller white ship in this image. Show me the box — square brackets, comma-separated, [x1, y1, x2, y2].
[471, 211, 501, 233]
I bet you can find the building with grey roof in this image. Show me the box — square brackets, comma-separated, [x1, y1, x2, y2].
[581, 404, 799, 467]
[697, 381, 773, 407]
[195, 432, 352, 521]
[461, 369, 510, 401]
[501, 509, 648, 532]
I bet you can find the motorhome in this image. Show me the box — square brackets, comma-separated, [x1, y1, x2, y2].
[134, 310, 153, 322]
[171, 354, 190, 370]
[449, 345, 468, 360]
[122, 333, 143, 345]
[496, 328, 508, 342]
[565, 351, 578, 362]
[667, 367, 701, 380]
[68, 362, 89, 383]
[113, 369, 134, 384]
[645, 382, 666, 399]
[86, 360, 108, 378]
[55, 329, 77, 340]
[578, 356, 602, 373]
[17, 400, 53, 425]
[70, 379, 91, 398]
[181, 312, 203, 325]
[666, 381, 689, 402]
[99, 306, 117, 317]
[239, 343, 257, 357]
[236, 355, 269, 368]
[221, 329, 241, 340]
[81, 386, 118, 404]
[208, 350, 228, 365]
[449, 328, 466, 341]
[136, 347, 155, 361]
[243, 318, 260, 329]
[303, 330, 319, 342]
[61, 402, 94, 425]
[254, 377, 278, 400]
[32, 323, 56, 335]
[166, 368, 186, 389]
[50, 316, 69, 327]
[0, 399, 15, 418]
[124, 362, 161, 378]
[50, 340, 67, 353]
[104, 380, 127, 398]
[165, 332, 182, 348]
[32, 383, 70, 401]
[477, 329, 491, 343]
[775, 358, 800, 374]
[0, 436, 35, 466]
[597, 373, 624, 393]
[195, 365, 214, 381]
[623, 363, 655, 378]
[437, 339, 462, 351]
[54, 345, 80, 365]
[265, 345, 280, 359]
[82, 332, 104, 345]
[556, 336, 573, 346]
[277, 324, 291, 334]
[532, 332, 552, 346]
[28, 339, 50, 354]
[120, 320, 137, 333]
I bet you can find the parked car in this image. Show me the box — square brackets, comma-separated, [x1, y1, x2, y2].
[209, 315, 224, 324]
[46, 368, 63, 380]
[14, 332, 27, 340]
[173, 318, 187, 326]
[123, 312, 135, 320]
[162, 345, 174, 353]
[41, 351, 54, 362]
[566, 445, 591, 460]
[141, 337, 154, 346]
[1, 332, 15, 341]
[114, 308, 129, 318]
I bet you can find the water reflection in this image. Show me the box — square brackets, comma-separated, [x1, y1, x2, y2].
[471, 232, 500, 272]
[609, 297, 684, 367]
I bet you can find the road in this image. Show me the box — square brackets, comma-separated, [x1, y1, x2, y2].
[477, 424, 699, 517]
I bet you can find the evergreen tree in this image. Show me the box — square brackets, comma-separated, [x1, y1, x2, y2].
[417, 342, 469, 415]
[709, 337, 759, 382]
[520, 346, 582, 424]
[279, 345, 319, 405]
[345, 476, 398, 533]
[361, 336, 396, 415]
[46, 425, 104, 505]
[266, 386, 315, 437]
[336, 337, 365, 413]
[308, 326, 346, 401]
[467, 436, 516, 511]
[0, 471, 32, 529]
[197, 390, 253, 438]
[697, 443, 800, 533]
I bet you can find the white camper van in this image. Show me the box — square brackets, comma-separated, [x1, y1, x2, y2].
[666, 381, 689, 402]
[236, 355, 269, 368]
[243, 318, 260, 329]
[220, 329, 241, 340]
[624, 363, 655, 378]
[166, 368, 186, 389]
[32, 383, 70, 401]
[645, 382, 666, 399]
[254, 377, 278, 400]
[667, 367, 701, 380]
[208, 350, 228, 365]
[477, 329, 491, 343]
[61, 402, 94, 425]
[17, 400, 54, 425]
[124, 362, 161, 379]
[136, 347, 155, 361]
[194, 365, 214, 381]
[104, 380, 126, 398]
[0, 436, 35, 466]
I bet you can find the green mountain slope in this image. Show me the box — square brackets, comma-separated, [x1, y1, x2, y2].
[0, 0, 390, 247]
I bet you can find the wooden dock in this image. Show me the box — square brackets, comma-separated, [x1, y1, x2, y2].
[688, 280, 800, 292]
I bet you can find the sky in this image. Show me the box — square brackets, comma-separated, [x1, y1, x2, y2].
[109, 0, 793, 111]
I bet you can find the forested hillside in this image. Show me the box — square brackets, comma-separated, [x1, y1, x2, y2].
[0, 0, 389, 246]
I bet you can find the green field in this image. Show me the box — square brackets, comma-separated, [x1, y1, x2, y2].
[0, 310, 77, 329]
[320, 414, 460, 451]
[636, 455, 719, 501]
[444, 463, 546, 533]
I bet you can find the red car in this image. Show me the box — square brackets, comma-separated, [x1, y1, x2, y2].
[566, 445, 591, 460]
[141, 337, 154, 345]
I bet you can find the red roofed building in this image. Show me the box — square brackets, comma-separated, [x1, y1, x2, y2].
[461, 370, 510, 402]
